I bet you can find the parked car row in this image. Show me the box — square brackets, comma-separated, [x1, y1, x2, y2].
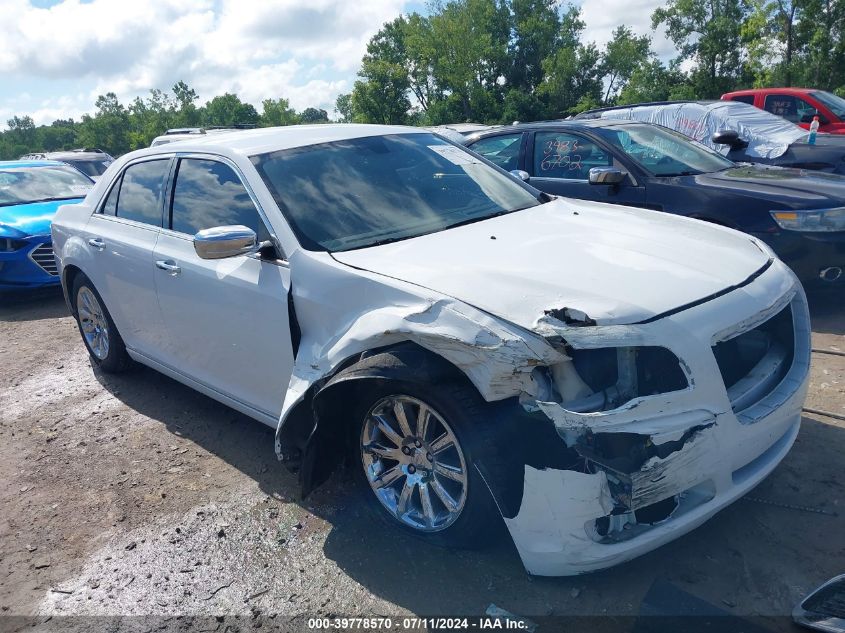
[2, 95, 838, 577]
[463, 118, 845, 283]
[45, 122, 813, 578]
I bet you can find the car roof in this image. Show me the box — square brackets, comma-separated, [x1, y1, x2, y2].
[724, 87, 816, 96]
[0, 160, 69, 169]
[464, 119, 644, 140]
[132, 124, 430, 158]
[44, 152, 109, 160]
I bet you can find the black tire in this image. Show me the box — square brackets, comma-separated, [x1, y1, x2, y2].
[71, 273, 132, 373]
[350, 379, 501, 549]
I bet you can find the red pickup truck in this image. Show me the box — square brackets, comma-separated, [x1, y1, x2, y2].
[722, 88, 845, 134]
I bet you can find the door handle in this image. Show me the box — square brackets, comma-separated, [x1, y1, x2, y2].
[88, 237, 105, 251]
[155, 260, 181, 275]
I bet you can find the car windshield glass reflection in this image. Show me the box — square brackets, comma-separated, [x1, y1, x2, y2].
[0, 165, 93, 206]
[251, 133, 540, 252]
[598, 124, 735, 176]
[811, 91, 845, 119]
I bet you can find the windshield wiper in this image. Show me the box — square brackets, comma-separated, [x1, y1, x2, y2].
[657, 170, 700, 177]
[0, 196, 83, 207]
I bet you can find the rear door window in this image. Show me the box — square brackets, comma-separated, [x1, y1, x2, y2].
[468, 133, 523, 171]
[169, 158, 270, 241]
[115, 160, 170, 226]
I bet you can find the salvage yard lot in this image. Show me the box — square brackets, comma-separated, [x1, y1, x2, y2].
[0, 287, 843, 625]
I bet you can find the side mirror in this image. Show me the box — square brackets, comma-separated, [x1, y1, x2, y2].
[193, 225, 258, 260]
[510, 169, 530, 182]
[589, 167, 626, 185]
[711, 129, 749, 150]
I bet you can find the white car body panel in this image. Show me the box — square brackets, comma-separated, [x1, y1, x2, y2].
[333, 198, 770, 327]
[50, 124, 811, 577]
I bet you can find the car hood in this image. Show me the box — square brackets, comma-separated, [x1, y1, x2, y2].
[693, 165, 845, 205]
[332, 198, 771, 328]
[0, 199, 83, 237]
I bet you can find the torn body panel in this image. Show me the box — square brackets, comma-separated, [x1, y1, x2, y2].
[276, 242, 810, 577]
[504, 259, 810, 575]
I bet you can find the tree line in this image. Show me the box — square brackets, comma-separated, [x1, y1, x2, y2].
[0, 82, 330, 159]
[340, 0, 845, 124]
[2, 0, 844, 158]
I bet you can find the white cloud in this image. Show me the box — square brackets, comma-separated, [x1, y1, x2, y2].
[0, 0, 406, 124]
[578, 0, 677, 61]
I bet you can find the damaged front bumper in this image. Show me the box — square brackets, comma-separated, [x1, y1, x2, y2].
[503, 259, 810, 576]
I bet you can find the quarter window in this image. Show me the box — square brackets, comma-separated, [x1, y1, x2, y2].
[115, 160, 169, 226]
[468, 133, 523, 171]
[170, 158, 269, 240]
[533, 132, 611, 180]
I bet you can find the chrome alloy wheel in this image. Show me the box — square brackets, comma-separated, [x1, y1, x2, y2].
[76, 287, 110, 360]
[361, 395, 469, 532]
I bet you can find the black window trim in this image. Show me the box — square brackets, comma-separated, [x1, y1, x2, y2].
[163, 152, 285, 262]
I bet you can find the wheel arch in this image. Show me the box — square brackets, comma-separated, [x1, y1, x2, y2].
[287, 341, 478, 498]
[61, 264, 84, 314]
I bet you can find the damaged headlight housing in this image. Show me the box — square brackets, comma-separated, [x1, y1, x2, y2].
[770, 207, 845, 232]
[541, 346, 689, 413]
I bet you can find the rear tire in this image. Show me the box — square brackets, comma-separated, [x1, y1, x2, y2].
[351, 379, 500, 549]
[71, 274, 131, 373]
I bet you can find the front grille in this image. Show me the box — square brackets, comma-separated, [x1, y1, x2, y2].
[29, 242, 58, 276]
[712, 303, 795, 416]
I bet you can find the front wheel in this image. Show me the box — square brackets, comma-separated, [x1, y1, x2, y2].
[354, 383, 499, 548]
[71, 274, 131, 373]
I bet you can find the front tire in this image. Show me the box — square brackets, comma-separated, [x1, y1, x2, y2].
[71, 274, 131, 373]
[352, 381, 499, 548]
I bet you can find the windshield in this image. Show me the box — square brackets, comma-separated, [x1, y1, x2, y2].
[251, 133, 540, 251]
[66, 158, 111, 177]
[597, 123, 735, 175]
[810, 91, 845, 119]
[0, 165, 93, 207]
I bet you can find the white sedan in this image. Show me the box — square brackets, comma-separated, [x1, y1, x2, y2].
[51, 124, 810, 576]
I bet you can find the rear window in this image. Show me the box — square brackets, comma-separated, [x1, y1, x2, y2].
[728, 95, 755, 105]
[114, 160, 169, 226]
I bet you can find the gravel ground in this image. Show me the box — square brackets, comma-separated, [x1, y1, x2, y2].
[0, 285, 843, 629]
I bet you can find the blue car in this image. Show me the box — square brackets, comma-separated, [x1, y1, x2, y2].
[0, 161, 93, 291]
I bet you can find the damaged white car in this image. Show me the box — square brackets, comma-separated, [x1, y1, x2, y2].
[51, 125, 811, 576]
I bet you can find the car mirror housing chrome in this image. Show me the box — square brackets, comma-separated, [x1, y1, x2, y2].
[711, 129, 749, 150]
[588, 167, 626, 185]
[193, 225, 258, 260]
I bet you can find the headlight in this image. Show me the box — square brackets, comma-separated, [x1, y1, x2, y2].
[770, 207, 845, 232]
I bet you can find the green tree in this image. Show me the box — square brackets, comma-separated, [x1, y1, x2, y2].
[600, 26, 652, 103]
[203, 93, 259, 126]
[299, 107, 329, 123]
[260, 98, 299, 126]
[652, 0, 746, 97]
[335, 94, 354, 122]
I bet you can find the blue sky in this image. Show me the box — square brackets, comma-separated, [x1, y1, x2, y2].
[0, 0, 668, 128]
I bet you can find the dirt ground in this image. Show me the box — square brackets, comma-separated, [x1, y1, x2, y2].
[0, 285, 843, 630]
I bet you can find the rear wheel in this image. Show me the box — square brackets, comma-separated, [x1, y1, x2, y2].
[353, 382, 499, 548]
[71, 274, 131, 373]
